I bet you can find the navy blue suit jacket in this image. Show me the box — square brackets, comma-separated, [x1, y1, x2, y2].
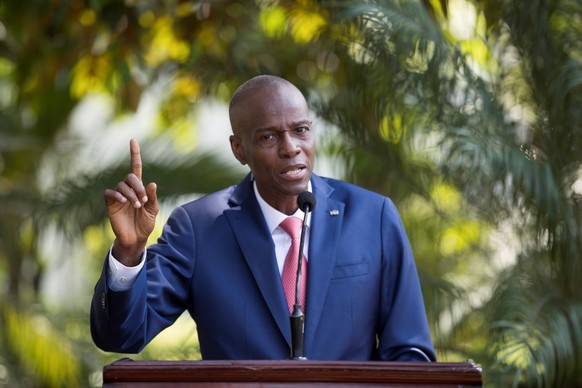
[91, 173, 435, 361]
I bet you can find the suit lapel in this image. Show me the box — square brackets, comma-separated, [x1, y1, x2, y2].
[224, 175, 291, 345]
[223, 174, 345, 352]
[304, 175, 345, 353]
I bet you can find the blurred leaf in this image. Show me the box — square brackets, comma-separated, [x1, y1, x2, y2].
[2, 305, 81, 386]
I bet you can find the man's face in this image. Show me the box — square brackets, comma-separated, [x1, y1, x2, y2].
[229, 83, 315, 213]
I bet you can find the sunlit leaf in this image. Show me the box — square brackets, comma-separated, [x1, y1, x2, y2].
[260, 6, 288, 38]
[289, 8, 327, 43]
[4, 305, 81, 386]
[145, 16, 190, 66]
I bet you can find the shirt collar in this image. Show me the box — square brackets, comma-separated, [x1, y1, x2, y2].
[253, 180, 313, 234]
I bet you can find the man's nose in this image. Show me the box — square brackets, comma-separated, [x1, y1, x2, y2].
[279, 132, 301, 157]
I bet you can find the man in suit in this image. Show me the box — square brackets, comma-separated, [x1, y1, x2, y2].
[91, 75, 435, 361]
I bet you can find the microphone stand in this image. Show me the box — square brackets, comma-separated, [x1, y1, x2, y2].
[290, 204, 310, 360]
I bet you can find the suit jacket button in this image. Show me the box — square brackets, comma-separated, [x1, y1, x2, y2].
[101, 292, 107, 309]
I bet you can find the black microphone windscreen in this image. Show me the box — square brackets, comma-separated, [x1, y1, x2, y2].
[297, 191, 316, 213]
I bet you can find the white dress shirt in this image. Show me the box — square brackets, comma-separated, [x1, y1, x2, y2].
[253, 182, 311, 274]
[108, 181, 312, 291]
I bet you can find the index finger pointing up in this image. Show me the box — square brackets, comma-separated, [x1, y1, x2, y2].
[130, 138, 143, 181]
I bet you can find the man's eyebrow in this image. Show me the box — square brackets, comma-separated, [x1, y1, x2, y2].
[254, 120, 312, 133]
[254, 127, 278, 134]
[293, 119, 312, 126]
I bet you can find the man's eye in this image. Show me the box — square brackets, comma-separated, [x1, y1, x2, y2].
[295, 127, 309, 134]
[261, 134, 276, 142]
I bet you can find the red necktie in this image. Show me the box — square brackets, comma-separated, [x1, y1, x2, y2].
[280, 216, 307, 313]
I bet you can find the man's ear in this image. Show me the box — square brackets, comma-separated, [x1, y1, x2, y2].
[229, 135, 247, 165]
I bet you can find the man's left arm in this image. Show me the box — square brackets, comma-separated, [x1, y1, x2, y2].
[377, 198, 436, 362]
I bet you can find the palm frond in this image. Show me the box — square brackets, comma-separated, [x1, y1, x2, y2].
[1, 304, 81, 387]
[39, 149, 245, 238]
[487, 258, 582, 386]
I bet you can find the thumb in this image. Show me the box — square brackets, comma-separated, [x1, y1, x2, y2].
[145, 182, 159, 214]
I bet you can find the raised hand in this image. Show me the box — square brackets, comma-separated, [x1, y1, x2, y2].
[104, 139, 159, 266]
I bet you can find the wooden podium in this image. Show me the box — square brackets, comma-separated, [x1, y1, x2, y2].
[102, 358, 483, 387]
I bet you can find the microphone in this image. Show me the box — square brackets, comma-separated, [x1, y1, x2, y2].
[297, 191, 316, 213]
[290, 191, 316, 360]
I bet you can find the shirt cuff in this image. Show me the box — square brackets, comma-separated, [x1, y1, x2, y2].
[107, 246, 146, 292]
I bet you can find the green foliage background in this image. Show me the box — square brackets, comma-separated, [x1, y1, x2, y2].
[1, 0, 582, 386]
